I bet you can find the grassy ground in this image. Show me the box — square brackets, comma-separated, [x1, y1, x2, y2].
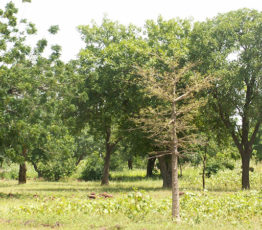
[0, 162, 261, 230]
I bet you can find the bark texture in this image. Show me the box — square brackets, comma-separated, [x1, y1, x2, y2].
[171, 81, 180, 221]
[241, 155, 250, 189]
[158, 155, 172, 188]
[146, 157, 156, 177]
[18, 163, 27, 184]
[101, 128, 117, 185]
[172, 153, 180, 220]
[101, 144, 112, 185]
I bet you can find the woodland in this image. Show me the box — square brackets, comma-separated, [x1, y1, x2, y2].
[0, 1, 262, 229]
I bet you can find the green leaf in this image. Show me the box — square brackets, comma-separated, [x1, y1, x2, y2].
[48, 25, 59, 34]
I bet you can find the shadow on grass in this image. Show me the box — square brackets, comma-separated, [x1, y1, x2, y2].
[26, 185, 167, 194]
[0, 182, 19, 188]
[0, 192, 33, 199]
[0, 186, 241, 196]
[179, 186, 241, 192]
[206, 187, 241, 192]
[110, 175, 161, 182]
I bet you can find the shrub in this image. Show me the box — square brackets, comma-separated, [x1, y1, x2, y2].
[80, 151, 104, 181]
[32, 132, 77, 181]
[36, 157, 76, 181]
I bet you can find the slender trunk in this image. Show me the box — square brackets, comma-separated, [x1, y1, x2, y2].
[171, 80, 180, 221]
[179, 162, 182, 177]
[128, 159, 133, 170]
[146, 157, 156, 177]
[241, 154, 250, 189]
[32, 162, 43, 178]
[172, 152, 180, 220]
[75, 152, 85, 166]
[158, 155, 172, 188]
[202, 151, 207, 191]
[18, 163, 27, 184]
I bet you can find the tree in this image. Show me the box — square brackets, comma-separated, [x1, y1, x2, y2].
[190, 9, 262, 189]
[146, 156, 156, 177]
[143, 17, 192, 187]
[134, 58, 209, 220]
[0, 2, 38, 183]
[0, 2, 74, 183]
[73, 18, 149, 185]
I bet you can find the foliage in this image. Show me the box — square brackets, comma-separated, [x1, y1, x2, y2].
[254, 127, 262, 162]
[204, 157, 234, 178]
[80, 152, 104, 181]
[134, 54, 210, 219]
[0, 1, 75, 183]
[190, 9, 262, 189]
[72, 17, 151, 185]
[0, 162, 260, 229]
[0, 162, 37, 180]
[192, 139, 236, 178]
[48, 25, 59, 34]
[9, 190, 262, 225]
[1, 0, 262, 202]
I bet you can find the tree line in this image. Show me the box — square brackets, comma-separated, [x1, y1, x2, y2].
[1, 1, 262, 220]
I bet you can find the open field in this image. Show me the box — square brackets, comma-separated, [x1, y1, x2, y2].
[0, 163, 261, 230]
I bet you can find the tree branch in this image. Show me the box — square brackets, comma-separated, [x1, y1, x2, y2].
[249, 119, 262, 147]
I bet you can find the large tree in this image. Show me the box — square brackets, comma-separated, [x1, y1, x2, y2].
[71, 18, 149, 185]
[0, 2, 38, 183]
[0, 2, 75, 183]
[190, 9, 262, 189]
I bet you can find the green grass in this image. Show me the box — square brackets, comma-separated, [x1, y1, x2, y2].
[0, 162, 261, 229]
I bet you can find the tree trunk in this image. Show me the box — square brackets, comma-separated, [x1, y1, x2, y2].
[18, 163, 27, 184]
[172, 152, 180, 221]
[128, 159, 133, 170]
[146, 157, 156, 177]
[101, 145, 112, 185]
[179, 164, 182, 177]
[216, 94, 261, 190]
[171, 81, 180, 221]
[158, 155, 172, 188]
[178, 157, 183, 177]
[75, 152, 85, 166]
[32, 162, 43, 178]
[202, 152, 207, 191]
[101, 128, 115, 186]
[241, 154, 250, 189]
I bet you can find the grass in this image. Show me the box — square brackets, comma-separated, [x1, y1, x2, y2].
[0, 162, 261, 229]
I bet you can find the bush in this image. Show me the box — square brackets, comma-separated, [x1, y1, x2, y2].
[80, 151, 104, 181]
[32, 132, 77, 181]
[36, 158, 76, 181]
[206, 158, 235, 178]
[0, 163, 18, 179]
[0, 162, 38, 180]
